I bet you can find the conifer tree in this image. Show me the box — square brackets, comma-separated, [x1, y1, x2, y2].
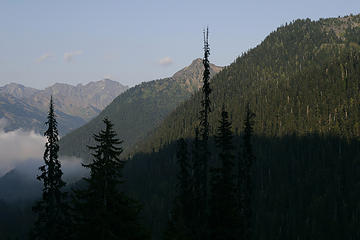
[169, 28, 213, 240]
[31, 96, 69, 240]
[192, 27, 212, 239]
[209, 105, 238, 240]
[71, 117, 148, 240]
[238, 103, 256, 240]
[199, 26, 211, 204]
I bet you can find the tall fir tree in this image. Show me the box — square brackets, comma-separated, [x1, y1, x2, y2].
[199, 26, 211, 203]
[238, 103, 256, 240]
[71, 117, 148, 240]
[167, 28, 213, 240]
[194, 27, 212, 239]
[209, 105, 238, 240]
[31, 96, 69, 240]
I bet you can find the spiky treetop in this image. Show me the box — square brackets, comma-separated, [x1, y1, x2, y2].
[32, 96, 68, 240]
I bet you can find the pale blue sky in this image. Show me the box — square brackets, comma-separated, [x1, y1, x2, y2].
[0, 0, 359, 89]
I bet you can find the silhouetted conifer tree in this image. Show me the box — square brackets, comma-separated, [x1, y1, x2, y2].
[238, 103, 256, 240]
[71, 118, 148, 240]
[31, 96, 69, 240]
[169, 28, 213, 240]
[209, 105, 238, 240]
[199, 26, 211, 203]
[193, 27, 212, 239]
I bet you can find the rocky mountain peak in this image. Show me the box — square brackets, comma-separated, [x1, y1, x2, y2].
[0, 83, 39, 99]
[172, 58, 223, 92]
[0, 79, 129, 134]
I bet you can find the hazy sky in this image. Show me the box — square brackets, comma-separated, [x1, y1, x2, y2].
[0, 0, 359, 89]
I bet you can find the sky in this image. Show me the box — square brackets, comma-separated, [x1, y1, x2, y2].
[0, 0, 359, 89]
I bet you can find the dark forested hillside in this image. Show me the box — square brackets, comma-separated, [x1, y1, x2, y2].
[125, 134, 360, 239]
[138, 15, 360, 153]
[59, 59, 222, 158]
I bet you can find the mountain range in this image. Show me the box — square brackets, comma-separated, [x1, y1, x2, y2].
[2, 13, 360, 240]
[0, 79, 128, 135]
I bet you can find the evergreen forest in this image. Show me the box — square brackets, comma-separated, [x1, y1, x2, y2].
[1, 14, 360, 240]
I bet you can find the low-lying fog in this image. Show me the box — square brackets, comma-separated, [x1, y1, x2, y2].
[0, 118, 88, 181]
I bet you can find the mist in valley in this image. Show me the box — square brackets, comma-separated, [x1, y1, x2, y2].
[0, 118, 88, 203]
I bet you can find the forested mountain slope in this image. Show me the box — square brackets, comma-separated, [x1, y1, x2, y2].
[59, 59, 222, 158]
[119, 15, 360, 239]
[138, 15, 360, 153]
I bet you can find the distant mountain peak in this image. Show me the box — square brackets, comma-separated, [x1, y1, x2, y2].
[172, 58, 223, 92]
[76, 78, 128, 89]
[0, 83, 39, 98]
[4, 82, 26, 88]
[190, 58, 203, 64]
[102, 78, 115, 82]
[0, 79, 128, 134]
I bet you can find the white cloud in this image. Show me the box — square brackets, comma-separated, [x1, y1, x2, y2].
[159, 56, 173, 66]
[37, 53, 53, 63]
[0, 118, 87, 180]
[13, 156, 88, 181]
[64, 50, 83, 62]
[0, 120, 46, 176]
[59, 156, 89, 182]
[103, 74, 113, 79]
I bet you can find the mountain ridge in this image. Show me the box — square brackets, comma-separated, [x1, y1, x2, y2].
[0, 79, 128, 134]
[59, 59, 223, 157]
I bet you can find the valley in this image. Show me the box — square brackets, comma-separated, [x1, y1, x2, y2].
[1, 9, 360, 240]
